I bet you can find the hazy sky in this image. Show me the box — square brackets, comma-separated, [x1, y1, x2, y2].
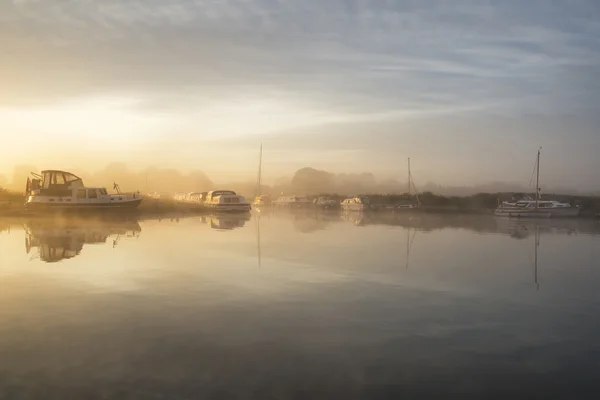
[1, 0, 599, 188]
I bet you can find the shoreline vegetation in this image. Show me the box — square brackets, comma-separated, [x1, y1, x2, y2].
[2, 188, 600, 218]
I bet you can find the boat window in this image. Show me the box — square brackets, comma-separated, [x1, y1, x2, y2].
[43, 172, 51, 189]
[88, 189, 98, 199]
[54, 173, 65, 185]
[63, 173, 79, 182]
[99, 188, 107, 195]
[76, 189, 86, 199]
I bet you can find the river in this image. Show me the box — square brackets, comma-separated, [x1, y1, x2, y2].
[1, 211, 600, 398]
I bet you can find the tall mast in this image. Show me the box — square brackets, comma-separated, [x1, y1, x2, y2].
[256, 143, 263, 197]
[407, 157, 411, 195]
[535, 147, 541, 209]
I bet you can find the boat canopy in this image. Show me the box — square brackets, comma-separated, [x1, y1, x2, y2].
[37, 170, 84, 195]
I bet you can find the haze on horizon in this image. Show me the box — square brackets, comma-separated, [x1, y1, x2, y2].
[1, 0, 599, 192]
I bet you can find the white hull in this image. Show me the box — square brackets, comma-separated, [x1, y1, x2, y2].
[494, 207, 579, 218]
[341, 204, 368, 211]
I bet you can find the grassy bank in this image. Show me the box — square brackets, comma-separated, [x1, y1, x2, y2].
[2, 190, 599, 218]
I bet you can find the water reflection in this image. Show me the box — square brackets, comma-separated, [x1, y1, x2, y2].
[278, 209, 600, 236]
[24, 218, 141, 263]
[2, 211, 600, 396]
[202, 213, 251, 230]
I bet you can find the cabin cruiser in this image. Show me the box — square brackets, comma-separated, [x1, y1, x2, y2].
[341, 196, 371, 211]
[203, 190, 251, 212]
[273, 195, 312, 208]
[25, 170, 141, 213]
[495, 198, 579, 218]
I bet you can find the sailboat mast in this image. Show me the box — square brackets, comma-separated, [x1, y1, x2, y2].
[535, 147, 541, 209]
[257, 143, 263, 196]
[408, 157, 411, 195]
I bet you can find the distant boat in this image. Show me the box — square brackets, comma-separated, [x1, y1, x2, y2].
[203, 190, 251, 213]
[174, 192, 207, 204]
[494, 148, 580, 218]
[25, 170, 141, 213]
[341, 196, 371, 211]
[314, 196, 339, 209]
[273, 195, 312, 208]
[396, 158, 421, 211]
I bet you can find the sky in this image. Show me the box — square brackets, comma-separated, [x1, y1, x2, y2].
[1, 0, 599, 190]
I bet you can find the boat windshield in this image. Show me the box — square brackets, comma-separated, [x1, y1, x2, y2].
[212, 191, 236, 197]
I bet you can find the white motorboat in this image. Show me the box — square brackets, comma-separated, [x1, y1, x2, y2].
[203, 190, 251, 212]
[341, 196, 371, 211]
[25, 170, 141, 213]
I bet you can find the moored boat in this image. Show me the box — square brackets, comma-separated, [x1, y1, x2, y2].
[395, 157, 421, 211]
[341, 196, 371, 211]
[25, 170, 141, 213]
[494, 148, 580, 219]
[314, 196, 339, 209]
[203, 190, 251, 212]
[273, 195, 312, 208]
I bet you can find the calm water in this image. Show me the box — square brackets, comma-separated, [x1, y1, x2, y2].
[1, 211, 600, 398]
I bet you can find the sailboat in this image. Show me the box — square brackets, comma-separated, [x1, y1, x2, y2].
[494, 148, 579, 218]
[253, 143, 271, 207]
[396, 158, 421, 210]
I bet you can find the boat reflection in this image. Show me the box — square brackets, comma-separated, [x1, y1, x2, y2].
[24, 218, 141, 263]
[268, 209, 600, 236]
[204, 214, 251, 230]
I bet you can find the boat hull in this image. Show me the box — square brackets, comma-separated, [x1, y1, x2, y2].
[494, 207, 579, 218]
[25, 198, 142, 214]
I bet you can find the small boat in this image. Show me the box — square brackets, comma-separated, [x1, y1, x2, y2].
[273, 195, 312, 208]
[203, 190, 251, 212]
[494, 148, 580, 218]
[341, 196, 371, 211]
[314, 196, 339, 209]
[174, 191, 207, 204]
[25, 170, 141, 213]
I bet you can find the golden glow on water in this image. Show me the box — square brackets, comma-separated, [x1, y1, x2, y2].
[1, 212, 600, 396]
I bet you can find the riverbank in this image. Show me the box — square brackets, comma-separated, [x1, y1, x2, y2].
[2, 192, 599, 219]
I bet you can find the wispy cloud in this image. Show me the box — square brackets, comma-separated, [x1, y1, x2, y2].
[2, 0, 599, 117]
[2, 1, 600, 188]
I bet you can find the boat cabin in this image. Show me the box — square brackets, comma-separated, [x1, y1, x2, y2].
[30, 170, 84, 196]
